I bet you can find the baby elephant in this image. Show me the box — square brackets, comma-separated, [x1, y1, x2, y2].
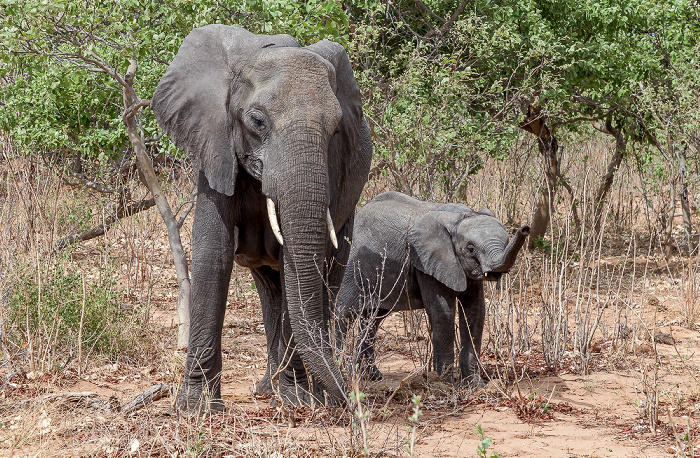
[336, 191, 529, 386]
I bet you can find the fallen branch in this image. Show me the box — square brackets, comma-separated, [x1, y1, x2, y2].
[120, 383, 171, 415]
[55, 197, 156, 250]
[0, 391, 118, 414]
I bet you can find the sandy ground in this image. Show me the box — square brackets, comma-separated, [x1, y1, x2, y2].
[2, 244, 700, 457]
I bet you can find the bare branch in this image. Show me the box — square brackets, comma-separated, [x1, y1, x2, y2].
[144, 134, 164, 144]
[176, 186, 198, 229]
[409, 0, 445, 23]
[63, 172, 124, 194]
[425, 0, 469, 38]
[552, 111, 615, 129]
[55, 198, 156, 250]
[123, 100, 151, 120]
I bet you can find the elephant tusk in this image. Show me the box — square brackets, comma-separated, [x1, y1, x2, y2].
[484, 272, 488, 277]
[327, 208, 338, 249]
[267, 197, 284, 246]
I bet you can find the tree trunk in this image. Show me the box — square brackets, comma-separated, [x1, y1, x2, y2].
[677, 144, 694, 254]
[662, 135, 677, 258]
[519, 103, 559, 249]
[592, 117, 627, 233]
[122, 60, 190, 349]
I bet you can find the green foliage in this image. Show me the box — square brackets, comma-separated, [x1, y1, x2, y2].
[0, 0, 347, 164]
[405, 394, 423, 456]
[349, 0, 700, 197]
[2, 0, 699, 207]
[475, 424, 500, 458]
[532, 236, 552, 252]
[6, 260, 128, 359]
[245, 0, 348, 44]
[353, 10, 555, 198]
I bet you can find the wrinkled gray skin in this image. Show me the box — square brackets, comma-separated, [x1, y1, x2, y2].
[152, 25, 372, 410]
[337, 192, 528, 385]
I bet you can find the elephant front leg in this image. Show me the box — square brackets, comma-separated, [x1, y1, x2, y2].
[178, 175, 236, 413]
[416, 271, 457, 382]
[457, 281, 486, 387]
[251, 266, 283, 396]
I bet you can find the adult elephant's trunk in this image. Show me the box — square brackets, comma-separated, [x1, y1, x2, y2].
[492, 225, 530, 273]
[271, 146, 347, 404]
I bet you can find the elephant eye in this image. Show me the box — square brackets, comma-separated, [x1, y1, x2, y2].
[467, 244, 475, 253]
[251, 115, 265, 129]
[246, 110, 267, 132]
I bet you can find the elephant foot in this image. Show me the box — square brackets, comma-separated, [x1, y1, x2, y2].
[272, 382, 326, 407]
[254, 372, 274, 397]
[460, 372, 485, 389]
[176, 383, 225, 414]
[436, 365, 456, 384]
[272, 370, 327, 407]
[361, 363, 383, 382]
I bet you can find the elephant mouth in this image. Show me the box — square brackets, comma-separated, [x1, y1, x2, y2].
[483, 271, 503, 282]
[265, 196, 338, 249]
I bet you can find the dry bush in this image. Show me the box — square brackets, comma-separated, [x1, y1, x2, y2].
[2, 123, 700, 455]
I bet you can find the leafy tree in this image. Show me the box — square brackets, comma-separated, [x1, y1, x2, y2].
[347, 0, 700, 245]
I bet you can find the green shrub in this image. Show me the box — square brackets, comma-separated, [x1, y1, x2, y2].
[5, 260, 129, 363]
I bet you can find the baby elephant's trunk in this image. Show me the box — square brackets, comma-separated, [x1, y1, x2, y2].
[493, 225, 530, 273]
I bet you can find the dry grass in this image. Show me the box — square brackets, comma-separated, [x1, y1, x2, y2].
[1, 129, 700, 456]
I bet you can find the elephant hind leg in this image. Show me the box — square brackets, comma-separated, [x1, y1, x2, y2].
[356, 313, 384, 381]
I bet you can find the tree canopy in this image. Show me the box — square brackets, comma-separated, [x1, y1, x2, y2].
[1, 0, 699, 241]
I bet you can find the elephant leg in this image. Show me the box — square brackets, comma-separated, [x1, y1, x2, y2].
[357, 311, 384, 381]
[416, 271, 457, 383]
[326, 216, 354, 307]
[457, 281, 486, 387]
[250, 266, 282, 397]
[178, 174, 236, 413]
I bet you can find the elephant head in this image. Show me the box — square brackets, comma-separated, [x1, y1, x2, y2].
[408, 208, 530, 291]
[151, 25, 368, 403]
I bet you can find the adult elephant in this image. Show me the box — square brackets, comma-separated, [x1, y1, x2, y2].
[152, 25, 372, 410]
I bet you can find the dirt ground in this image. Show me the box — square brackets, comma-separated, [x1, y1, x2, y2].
[2, 235, 700, 457]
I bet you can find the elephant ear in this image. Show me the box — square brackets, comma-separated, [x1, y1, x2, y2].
[151, 25, 299, 196]
[304, 40, 364, 132]
[408, 211, 467, 292]
[304, 41, 373, 222]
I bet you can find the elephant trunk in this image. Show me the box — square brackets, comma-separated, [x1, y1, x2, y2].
[492, 225, 530, 273]
[272, 141, 347, 405]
